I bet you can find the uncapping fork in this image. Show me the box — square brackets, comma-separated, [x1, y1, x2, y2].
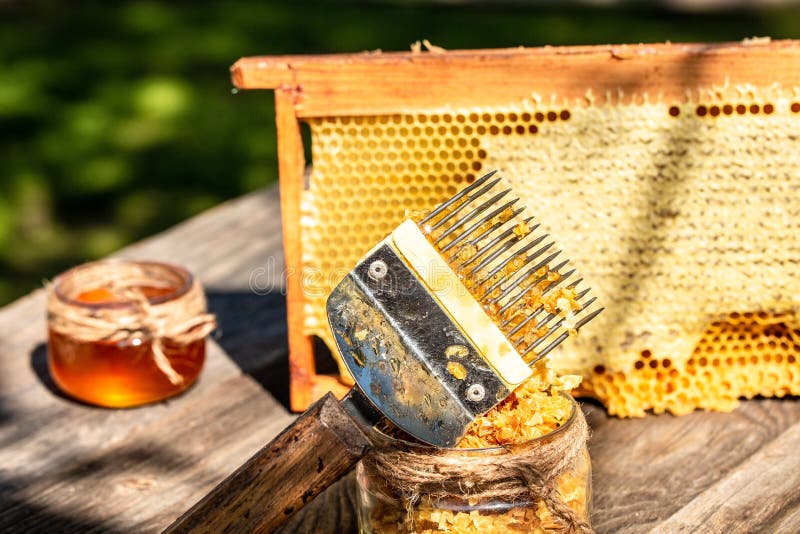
[166, 171, 603, 533]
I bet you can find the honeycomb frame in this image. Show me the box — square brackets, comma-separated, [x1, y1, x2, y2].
[232, 41, 800, 414]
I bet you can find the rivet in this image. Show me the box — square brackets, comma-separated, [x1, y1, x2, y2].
[466, 384, 486, 402]
[368, 260, 388, 281]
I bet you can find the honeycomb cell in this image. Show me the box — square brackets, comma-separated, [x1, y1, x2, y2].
[300, 97, 800, 416]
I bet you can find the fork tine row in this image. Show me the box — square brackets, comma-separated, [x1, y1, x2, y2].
[456, 218, 534, 268]
[419, 172, 602, 362]
[496, 264, 574, 317]
[440, 203, 523, 253]
[524, 306, 605, 366]
[420, 170, 498, 227]
[503, 276, 582, 332]
[520, 291, 594, 352]
[434, 189, 513, 242]
[478, 248, 559, 299]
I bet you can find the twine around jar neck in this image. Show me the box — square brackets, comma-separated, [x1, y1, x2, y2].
[362, 397, 593, 534]
[47, 260, 217, 385]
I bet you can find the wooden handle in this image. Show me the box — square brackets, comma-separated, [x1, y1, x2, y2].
[164, 392, 370, 533]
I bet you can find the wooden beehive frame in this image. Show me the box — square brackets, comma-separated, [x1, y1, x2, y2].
[231, 40, 800, 412]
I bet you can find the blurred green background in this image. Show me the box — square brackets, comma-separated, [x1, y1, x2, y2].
[1, 0, 798, 305]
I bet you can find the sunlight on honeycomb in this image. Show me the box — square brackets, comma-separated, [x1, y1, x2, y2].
[301, 93, 800, 417]
[580, 312, 800, 416]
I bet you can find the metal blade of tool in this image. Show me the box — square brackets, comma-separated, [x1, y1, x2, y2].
[327, 240, 511, 447]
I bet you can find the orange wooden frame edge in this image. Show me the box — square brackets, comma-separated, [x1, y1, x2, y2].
[233, 40, 800, 118]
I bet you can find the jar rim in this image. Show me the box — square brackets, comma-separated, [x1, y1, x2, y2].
[364, 391, 578, 453]
[52, 259, 194, 310]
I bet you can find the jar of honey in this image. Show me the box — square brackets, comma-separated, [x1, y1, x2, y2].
[47, 260, 216, 408]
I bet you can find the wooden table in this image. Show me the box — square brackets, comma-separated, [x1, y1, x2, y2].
[1, 185, 798, 533]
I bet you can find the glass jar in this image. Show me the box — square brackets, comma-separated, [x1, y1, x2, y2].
[355, 396, 591, 534]
[47, 260, 214, 408]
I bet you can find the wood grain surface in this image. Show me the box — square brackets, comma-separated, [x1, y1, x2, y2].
[0, 184, 798, 533]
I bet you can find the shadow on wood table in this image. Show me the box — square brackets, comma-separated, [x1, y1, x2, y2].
[205, 288, 361, 533]
[30, 343, 84, 405]
[0, 483, 124, 534]
[206, 289, 342, 412]
[206, 290, 292, 409]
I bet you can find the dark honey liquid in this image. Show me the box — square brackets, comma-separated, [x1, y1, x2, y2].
[48, 287, 206, 407]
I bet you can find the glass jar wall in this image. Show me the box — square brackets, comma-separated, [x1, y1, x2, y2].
[355, 397, 591, 533]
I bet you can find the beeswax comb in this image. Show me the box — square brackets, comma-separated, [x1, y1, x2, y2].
[166, 171, 602, 534]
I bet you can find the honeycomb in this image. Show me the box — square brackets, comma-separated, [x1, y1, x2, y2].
[302, 90, 800, 417]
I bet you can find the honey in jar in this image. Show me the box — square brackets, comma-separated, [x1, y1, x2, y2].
[47, 260, 216, 408]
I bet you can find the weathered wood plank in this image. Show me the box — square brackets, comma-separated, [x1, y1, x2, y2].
[0, 373, 294, 533]
[586, 398, 800, 533]
[1, 183, 798, 533]
[277, 473, 359, 534]
[653, 420, 800, 533]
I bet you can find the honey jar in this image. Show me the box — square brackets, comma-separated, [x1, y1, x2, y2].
[46, 260, 216, 407]
[356, 395, 592, 533]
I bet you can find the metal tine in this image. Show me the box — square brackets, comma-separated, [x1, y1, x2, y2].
[505, 280, 584, 336]
[460, 210, 527, 252]
[525, 306, 605, 366]
[502, 274, 581, 330]
[496, 264, 573, 318]
[492, 259, 570, 307]
[429, 178, 503, 233]
[477, 246, 559, 297]
[470, 233, 551, 283]
[522, 295, 598, 355]
[419, 170, 498, 226]
[466, 235, 527, 275]
[465, 219, 507, 248]
[523, 289, 593, 341]
[459, 220, 539, 269]
[440, 200, 521, 254]
[521, 300, 598, 365]
[435, 190, 515, 244]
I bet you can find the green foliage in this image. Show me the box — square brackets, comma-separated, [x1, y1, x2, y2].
[0, 0, 798, 304]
